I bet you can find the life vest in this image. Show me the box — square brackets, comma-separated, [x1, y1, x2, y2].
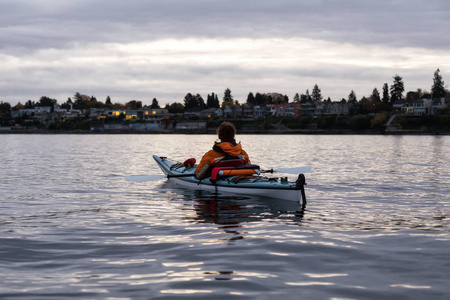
[195, 139, 250, 179]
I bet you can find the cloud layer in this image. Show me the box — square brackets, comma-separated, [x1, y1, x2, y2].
[1, 0, 449, 105]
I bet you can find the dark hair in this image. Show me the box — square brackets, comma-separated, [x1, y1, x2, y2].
[217, 122, 236, 141]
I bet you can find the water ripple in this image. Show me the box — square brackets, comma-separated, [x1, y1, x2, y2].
[0, 134, 449, 299]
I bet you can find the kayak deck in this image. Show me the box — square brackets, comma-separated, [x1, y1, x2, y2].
[153, 155, 307, 203]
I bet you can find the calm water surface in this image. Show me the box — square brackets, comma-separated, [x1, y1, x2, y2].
[0, 134, 449, 299]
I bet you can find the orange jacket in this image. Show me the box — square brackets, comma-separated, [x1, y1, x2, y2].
[195, 140, 250, 179]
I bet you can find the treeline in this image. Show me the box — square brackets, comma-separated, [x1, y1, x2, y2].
[1, 69, 448, 116]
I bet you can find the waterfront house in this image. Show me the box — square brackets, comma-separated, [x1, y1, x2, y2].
[431, 97, 449, 114]
[401, 98, 432, 116]
[301, 102, 315, 116]
[241, 104, 254, 118]
[253, 106, 267, 118]
[323, 101, 350, 115]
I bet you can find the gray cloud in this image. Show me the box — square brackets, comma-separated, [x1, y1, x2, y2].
[1, 0, 449, 105]
[3, 0, 449, 49]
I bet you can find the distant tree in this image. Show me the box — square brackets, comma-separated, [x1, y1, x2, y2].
[195, 94, 206, 109]
[126, 100, 142, 109]
[390, 74, 404, 103]
[300, 89, 312, 103]
[382, 83, 390, 104]
[247, 92, 256, 105]
[105, 96, 112, 105]
[73, 92, 92, 109]
[206, 93, 213, 108]
[151, 98, 160, 109]
[293, 93, 300, 103]
[348, 90, 357, 104]
[358, 96, 371, 114]
[37, 96, 57, 107]
[223, 88, 233, 106]
[214, 94, 219, 107]
[184, 93, 203, 110]
[86, 96, 105, 109]
[0, 101, 11, 114]
[168, 102, 184, 113]
[432, 68, 446, 98]
[25, 100, 35, 108]
[216, 94, 220, 107]
[74, 92, 83, 103]
[60, 98, 73, 110]
[254, 93, 265, 106]
[265, 93, 288, 104]
[311, 84, 322, 102]
[113, 102, 126, 110]
[207, 93, 220, 108]
[370, 88, 381, 103]
[421, 90, 432, 99]
[406, 91, 420, 101]
[13, 102, 25, 111]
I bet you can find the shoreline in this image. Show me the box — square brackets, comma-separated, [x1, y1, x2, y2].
[1, 128, 448, 135]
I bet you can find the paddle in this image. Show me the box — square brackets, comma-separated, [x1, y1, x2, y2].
[124, 166, 311, 183]
[265, 166, 312, 174]
[124, 173, 196, 182]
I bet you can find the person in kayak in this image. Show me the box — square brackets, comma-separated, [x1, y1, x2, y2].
[195, 121, 250, 179]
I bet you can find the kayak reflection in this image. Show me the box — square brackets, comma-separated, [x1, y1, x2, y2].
[160, 181, 306, 228]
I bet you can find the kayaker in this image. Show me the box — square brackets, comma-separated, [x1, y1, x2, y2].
[195, 121, 250, 179]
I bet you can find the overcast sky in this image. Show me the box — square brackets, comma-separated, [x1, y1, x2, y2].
[1, 0, 449, 106]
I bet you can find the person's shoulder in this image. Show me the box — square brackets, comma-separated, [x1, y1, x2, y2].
[201, 149, 219, 158]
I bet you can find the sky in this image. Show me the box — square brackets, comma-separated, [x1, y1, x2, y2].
[1, 0, 449, 106]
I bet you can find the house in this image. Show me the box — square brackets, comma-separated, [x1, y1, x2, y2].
[253, 106, 267, 118]
[183, 107, 204, 118]
[125, 109, 143, 120]
[401, 102, 414, 116]
[323, 101, 350, 115]
[142, 108, 169, 120]
[314, 102, 324, 115]
[266, 103, 302, 117]
[401, 98, 433, 116]
[107, 109, 125, 117]
[222, 105, 234, 118]
[198, 108, 219, 118]
[413, 99, 432, 116]
[241, 104, 254, 118]
[431, 97, 449, 114]
[301, 102, 315, 116]
[89, 108, 107, 118]
[392, 100, 406, 113]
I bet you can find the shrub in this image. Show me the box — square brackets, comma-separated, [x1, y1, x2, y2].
[350, 115, 370, 130]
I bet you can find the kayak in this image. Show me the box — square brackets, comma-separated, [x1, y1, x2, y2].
[153, 155, 307, 204]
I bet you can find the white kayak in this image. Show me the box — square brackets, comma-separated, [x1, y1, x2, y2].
[153, 155, 307, 204]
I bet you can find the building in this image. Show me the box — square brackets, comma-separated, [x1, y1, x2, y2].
[401, 99, 432, 116]
[431, 97, 450, 114]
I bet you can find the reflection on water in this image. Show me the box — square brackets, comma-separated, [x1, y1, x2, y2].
[0, 134, 449, 299]
[160, 182, 306, 244]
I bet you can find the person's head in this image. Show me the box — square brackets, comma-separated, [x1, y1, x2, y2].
[217, 122, 236, 141]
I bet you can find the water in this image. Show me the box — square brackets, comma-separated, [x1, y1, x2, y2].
[0, 134, 449, 299]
